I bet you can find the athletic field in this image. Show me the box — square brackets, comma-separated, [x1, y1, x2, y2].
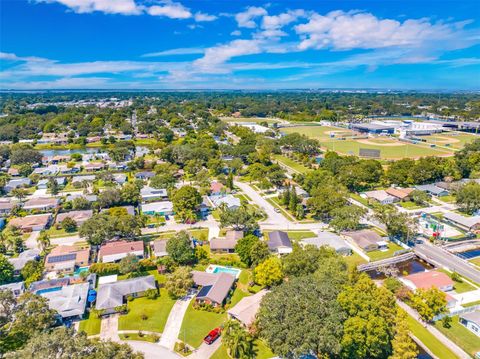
[419, 132, 478, 150]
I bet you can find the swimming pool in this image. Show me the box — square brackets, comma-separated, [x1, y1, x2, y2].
[36, 286, 62, 295]
[206, 265, 241, 278]
[74, 266, 89, 276]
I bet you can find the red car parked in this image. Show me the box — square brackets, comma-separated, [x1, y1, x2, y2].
[203, 327, 221, 345]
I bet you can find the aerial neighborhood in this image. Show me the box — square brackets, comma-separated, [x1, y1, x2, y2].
[0, 92, 479, 359]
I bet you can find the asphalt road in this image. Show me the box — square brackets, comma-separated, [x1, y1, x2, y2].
[415, 243, 480, 283]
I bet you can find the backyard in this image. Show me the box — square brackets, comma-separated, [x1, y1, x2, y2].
[367, 242, 405, 261]
[434, 315, 480, 357]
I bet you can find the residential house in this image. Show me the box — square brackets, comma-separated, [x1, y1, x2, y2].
[151, 239, 168, 257]
[56, 210, 93, 226]
[113, 173, 127, 185]
[141, 201, 174, 216]
[66, 193, 97, 203]
[8, 213, 51, 232]
[23, 197, 59, 211]
[45, 245, 90, 274]
[95, 275, 157, 314]
[403, 270, 454, 292]
[58, 165, 80, 174]
[302, 231, 352, 256]
[84, 162, 105, 172]
[210, 181, 225, 195]
[4, 178, 31, 192]
[0, 282, 25, 297]
[41, 282, 90, 320]
[192, 271, 236, 307]
[9, 249, 40, 275]
[98, 240, 144, 263]
[135, 171, 155, 180]
[227, 290, 268, 327]
[385, 187, 414, 201]
[459, 311, 480, 337]
[36, 177, 65, 189]
[343, 229, 384, 252]
[33, 165, 59, 176]
[7, 168, 19, 176]
[210, 231, 243, 253]
[443, 212, 480, 233]
[71, 175, 96, 184]
[267, 231, 293, 254]
[363, 190, 396, 205]
[0, 201, 15, 216]
[140, 187, 168, 202]
[415, 184, 449, 197]
[209, 194, 241, 210]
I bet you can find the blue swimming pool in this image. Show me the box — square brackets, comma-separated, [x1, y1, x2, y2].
[212, 266, 241, 277]
[74, 266, 89, 275]
[36, 286, 62, 295]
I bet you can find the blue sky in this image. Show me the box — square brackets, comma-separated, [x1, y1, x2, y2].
[1, 0, 479, 90]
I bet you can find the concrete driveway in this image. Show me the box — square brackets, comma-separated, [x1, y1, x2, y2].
[100, 314, 120, 341]
[127, 340, 181, 359]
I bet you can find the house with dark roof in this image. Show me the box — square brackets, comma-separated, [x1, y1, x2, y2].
[192, 271, 236, 307]
[415, 184, 449, 197]
[267, 231, 292, 254]
[459, 311, 480, 337]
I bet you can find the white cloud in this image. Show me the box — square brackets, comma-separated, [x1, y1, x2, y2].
[231, 30, 242, 36]
[261, 9, 304, 30]
[141, 47, 205, 57]
[235, 6, 267, 28]
[35, 0, 142, 15]
[194, 11, 217, 22]
[295, 10, 461, 51]
[0, 52, 49, 63]
[147, 1, 191, 19]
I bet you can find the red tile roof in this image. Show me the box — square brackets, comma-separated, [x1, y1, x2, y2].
[405, 270, 453, 291]
[99, 240, 144, 257]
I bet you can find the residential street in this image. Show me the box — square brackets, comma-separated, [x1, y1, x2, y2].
[127, 341, 181, 359]
[190, 338, 222, 359]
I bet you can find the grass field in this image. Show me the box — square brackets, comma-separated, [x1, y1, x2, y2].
[434, 315, 480, 356]
[344, 252, 368, 268]
[78, 312, 101, 336]
[367, 242, 405, 261]
[281, 125, 456, 159]
[422, 132, 479, 150]
[272, 154, 311, 173]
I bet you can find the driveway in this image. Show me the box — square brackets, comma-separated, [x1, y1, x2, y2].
[100, 314, 120, 341]
[24, 231, 40, 250]
[127, 341, 181, 359]
[158, 292, 195, 350]
[190, 338, 222, 359]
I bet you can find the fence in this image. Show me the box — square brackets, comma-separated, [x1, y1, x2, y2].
[433, 304, 480, 321]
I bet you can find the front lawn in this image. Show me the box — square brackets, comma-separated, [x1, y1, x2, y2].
[262, 230, 315, 242]
[78, 312, 101, 336]
[45, 226, 78, 238]
[434, 315, 480, 357]
[178, 301, 227, 348]
[436, 269, 478, 293]
[118, 287, 175, 333]
[212, 339, 275, 359]
[397, 201, 426, 210]
[119, 332, 159, 343]
[343, 252, 368, 269]
[272, 154, 311, 174]
[367, 242, 405, 261]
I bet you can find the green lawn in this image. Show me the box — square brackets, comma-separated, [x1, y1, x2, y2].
[155, 228, 209, 241]
[422, 132, 478, 150]
[119, 332, 159, 343]
[265, 197, 296, 221]
[470, 257, 480, 267]
[344, 252, 368, 269]
[397, 201, 426, 210]
[367, 242, 405, 261]
[272, 154, 311, 174]
[434, 315, 480, 357]
[436, 269, 478, 293]
[262, 230, 316, 242]
[439, 194, 456, 203]
[78, 312, 101, 336]
[211, 340, 275, 359]
[178, 301, 227, 348]
[463, 299, 480, 307]
[350, 193, 370, 207]
[118, 287, 175, 333]
[405, 313, 458, 359]
[45, 226, 78, 238]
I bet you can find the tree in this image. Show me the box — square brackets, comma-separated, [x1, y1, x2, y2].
[10, 144, 42, 165]
[71, 196, 91, 210]
[329, 205, 366, 232]
[456, 182, 480, 214]
[307, 185, 348, 220]
[118, 254, 141, 275]
[0, 255, 14, 284]
[258, 275, 344, 358]
[47, 177, 59, 195]
[20, 260, 43, 287]
[8, 327, 144, 358]
[171, 186, 201, 222]
[121, 182, 141, 205]
[226, 172, 234, 190]
[165, 266, 193, 299]
[338, 274, 397, 359]
[0, 227, 23, 254]
[150, 174, 176, 189]
[254, 257, 283, 287]
[79, 213, 143, 245]
[375, 206, 418, 243]
[235, 234, 263, 267]
[61, 217, 77, 233]
[222, 320, 254, 359]
[36, 231, 50, 252]
[410, 189, 430, 206]
[389, 309, 418, 359]
[166, 231, 195, 265]
[410, 287, 447, 322]
[10, 188, 28, 203]
[249, 240, 270, 267]
[219, 205, 258, 232]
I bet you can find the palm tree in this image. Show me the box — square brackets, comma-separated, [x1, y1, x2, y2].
[37, 231, 51, 252]
[222, 320, 254, 359]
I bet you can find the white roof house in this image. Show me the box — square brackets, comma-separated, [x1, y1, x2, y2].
[363, 190, 396, 205]
[443, 212, 480, 231]
[209, 194, 241, 210]
[302, 231, 352, 256]
[40, 282, 89, 319]
[141, 201, 174, 215]
[227, 289, 268, 327]
[140, 186, 168, 201]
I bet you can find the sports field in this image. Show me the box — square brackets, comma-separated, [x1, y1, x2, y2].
[281, 125, 456, 159]
[220, 116, 283, 124]
[420, 132, 478, 150]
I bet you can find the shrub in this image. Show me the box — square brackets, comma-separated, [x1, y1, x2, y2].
[89, 262, 119, 276]
[145, 288, 158, 300]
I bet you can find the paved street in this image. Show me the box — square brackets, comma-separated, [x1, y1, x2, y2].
[127, 341, 181, 359]
[190, 338, 222, 359]
[158, 292, 195, 350]
[415, 242, 480, 283]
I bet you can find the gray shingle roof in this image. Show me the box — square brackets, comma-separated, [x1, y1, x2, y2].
[267, 231, 292, 250]
[96, 275, 156, 310]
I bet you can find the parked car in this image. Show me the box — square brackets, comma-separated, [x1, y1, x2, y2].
[274, 208, 281, 213]
[204, 327, 221, 345]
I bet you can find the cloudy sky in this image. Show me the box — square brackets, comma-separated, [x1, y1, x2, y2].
[1, 0, 479, 90]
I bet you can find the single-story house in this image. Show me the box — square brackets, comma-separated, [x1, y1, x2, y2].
[415, 184, 449, 197]
[23, 197, 60, 211]
[71, 175, 95, 184]
[40, 282, 89, 320]
[267, 231, 293, 254]
[58, 165, 80, 174]
[98, 240, 144, 263]
[443, 212, 480, 232]
[8, 249, 40, 275]
[363, 190, 396, 205]
[84, 162, 105, 172]
[209, 194, 241, 210]
[302, 231, 352, 256]
[402, 270, 454, 292]
[385, 187, 414, 201]
[45, 245, 90, 274]
[141, 201, 174, 216]
[96, 275, 157, 314]
[4, 178, 31, 192]
[0, 282, 25, 297]
[227, 289, 268, 327]
[7, 168, 19, 176]
[343, 229, 384, 252]
[140, 187, 168, 201]
[36, 177, 65, 189]
[56, 210, 93, 226]
[151, 239, 168, 257]
[210, 181, 225, 195]
[192, 271, 236, 307]
[135, 171, 155, 180]
[0, 201, 15, 216]
[33, 165, 59, 176]
[113, 173, 127, 185]
[459, 311, 480, 337]
[8, 213, 52, 232]
[66, 193, 97, 203]
[210, 231, 243, 253]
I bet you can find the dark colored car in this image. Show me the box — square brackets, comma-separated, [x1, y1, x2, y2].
[203, 327, 221, 345]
